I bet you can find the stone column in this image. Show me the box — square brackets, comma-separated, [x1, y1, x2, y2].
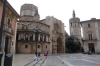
[28, 33, 30, 40]
[24, 33, 25, 40]
[2, 33, 5, 53]
[33, 33, 34, 41]
[33, 33, 35, 41]
[46, 36, 48, 42]
[38, 34, 40, 41]
[18, 33, 20, 40]
[49, 36, 52, 42]
[47, 36, 49, 42]
[43, 35, 44, 41]
[8, 37, 12, 54]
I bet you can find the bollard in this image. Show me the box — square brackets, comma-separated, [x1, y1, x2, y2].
[38, 52, 40, 56]
[0, 52, 3, 66]
[4, 54, 13, 66]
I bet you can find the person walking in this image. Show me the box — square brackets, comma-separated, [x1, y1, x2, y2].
[60, 62, 64, 66]
[34, 55, 38, 61]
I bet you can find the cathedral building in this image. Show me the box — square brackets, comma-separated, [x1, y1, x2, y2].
[16, 4, 65, 54]
[69, 10, 82, 44]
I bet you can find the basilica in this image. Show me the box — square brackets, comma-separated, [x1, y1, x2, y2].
[16, 4, 65, 54]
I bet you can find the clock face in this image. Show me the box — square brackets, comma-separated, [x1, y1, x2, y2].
[32, 11, 35, 16]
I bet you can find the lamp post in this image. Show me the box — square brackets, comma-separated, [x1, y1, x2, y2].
[33, 26, 41, 57]
[0, 0, 7, 66]
[50, 36, 54, 54]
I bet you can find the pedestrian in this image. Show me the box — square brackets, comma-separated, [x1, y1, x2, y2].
[34, 55, 36, 61]
[46, 51, 48, 54]
[60, 62, 64, 66]
[35, 56, 38, 61]
[34, 55, 38, 61]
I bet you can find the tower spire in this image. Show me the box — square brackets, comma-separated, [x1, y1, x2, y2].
[73, 10, 75, 18]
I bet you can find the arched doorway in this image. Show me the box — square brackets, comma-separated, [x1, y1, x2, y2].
[57, 37, 63, 53]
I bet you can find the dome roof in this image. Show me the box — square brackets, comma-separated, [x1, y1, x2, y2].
[70, 35, 78, 39]
[21, 4, 37, 11]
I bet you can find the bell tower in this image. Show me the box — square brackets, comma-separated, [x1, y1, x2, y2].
[69, 10, 81, 40]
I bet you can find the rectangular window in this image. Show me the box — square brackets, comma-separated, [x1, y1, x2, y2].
[40, 36, 42, 41]
[25, 45, 28, 48]
[25, 35, 28, 40]
[71, 23, 72, 27]
[88, 23, 90, 27]
[30, 34, 33, 40]
[38, 45, 40, 48]
[20, 34, 24, 40]
[46, 46, 47, 49]
[88, 34, 92, 40]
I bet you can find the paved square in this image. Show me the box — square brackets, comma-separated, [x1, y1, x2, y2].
[46, 53, 100, 66]
[12, 53, 100, 66]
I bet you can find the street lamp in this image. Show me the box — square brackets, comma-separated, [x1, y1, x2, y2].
[50, 36, 54, 54]
[33, 26, 41, 57]
[0, 0, 7, 66]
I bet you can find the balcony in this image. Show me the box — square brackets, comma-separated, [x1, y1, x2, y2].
[17, 28, 50, 34]
[82, 38, 97, 41]
[3, 24, 14, 35]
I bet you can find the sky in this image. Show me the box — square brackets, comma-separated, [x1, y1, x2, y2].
[7, 0, 100, 35]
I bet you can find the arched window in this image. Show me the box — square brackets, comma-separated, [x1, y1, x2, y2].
[38, 45, 40, 48]
[20, 34, 24, 40]
[71, 23, 72, 27]
[46, 45, 47, 49]
[25, 34, 28, 40]
[40, 35, 43, 41]
[88, 33, 92, 40]
[30, 34, 33, 40]
[25, 45, 28, 48]
[44, 35, 46, 42]
[35, 34, 38, 41]
[88, 23, 90, 27]
[8, 19, 11, 26]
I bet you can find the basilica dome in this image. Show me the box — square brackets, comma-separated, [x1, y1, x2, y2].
[20, 4, 39, 17]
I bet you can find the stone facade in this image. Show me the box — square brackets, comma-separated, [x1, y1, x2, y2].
[81, 18, 100, 53]
[16, 4, 65, 54]
[0, 0, 19, 54]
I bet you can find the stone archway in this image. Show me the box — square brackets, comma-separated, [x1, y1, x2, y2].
[57, 37, 63, 53]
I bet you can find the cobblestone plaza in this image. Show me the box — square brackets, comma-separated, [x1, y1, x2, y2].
[13, 53, 100, 66]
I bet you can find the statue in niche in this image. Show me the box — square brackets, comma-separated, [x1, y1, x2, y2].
[25, 34, 28, 40]
[54, 23, 59, 31]
[30, 34, 33, 40]
[20, 33, 24, 40]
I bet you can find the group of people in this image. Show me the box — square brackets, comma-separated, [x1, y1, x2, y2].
[44, 51, 48, 56]
[34, 51, 48, 61]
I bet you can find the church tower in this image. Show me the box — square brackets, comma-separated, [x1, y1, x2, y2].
[19, 4, 40, 21]
[69, 10, 81, 40]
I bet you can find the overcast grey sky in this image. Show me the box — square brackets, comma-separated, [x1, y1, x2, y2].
[8, 0, 100, 34]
